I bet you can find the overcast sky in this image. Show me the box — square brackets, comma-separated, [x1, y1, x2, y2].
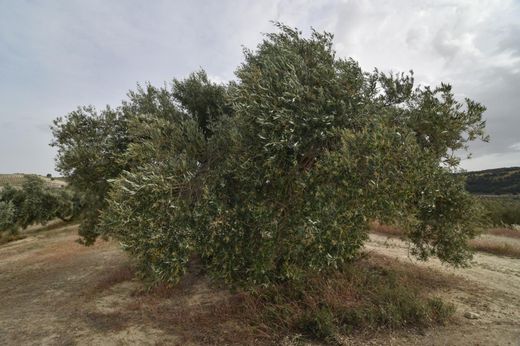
[1, 0, 519, 174]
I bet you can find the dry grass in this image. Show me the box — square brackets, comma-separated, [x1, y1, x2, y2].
[486, 227, 520, 239]
[370, 222, 404, 237]
[0, 233, 27, 245]
[0, 220, 76, 246]
[370, 222, 520, 259]
[241, 255, 457, 343]
[120, 273, 266, 344]
[105, 255, 458, 345]
[469, 239, 520, 259]
[94, 265, 135, 292]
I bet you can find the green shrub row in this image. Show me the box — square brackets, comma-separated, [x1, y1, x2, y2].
[0, 175, 82, 235]
[479, 196, 520, 226]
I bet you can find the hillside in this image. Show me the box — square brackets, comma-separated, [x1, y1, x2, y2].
[463, 167, 520, 195]
[0, 174, 67, 189]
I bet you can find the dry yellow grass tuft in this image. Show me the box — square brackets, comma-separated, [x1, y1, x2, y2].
[370, 222, 520, 258]
[487, 227, 520, 239]
[94, 265, 135, 292]
[0, 233, 26, 245]
[468, 239, 520, 259]
[370, 222, 404, 237]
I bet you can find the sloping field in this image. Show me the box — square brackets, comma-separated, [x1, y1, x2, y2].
[0, 174, 67, 189]
[463, 166, 520, 195]
[0, 225, 519, 345]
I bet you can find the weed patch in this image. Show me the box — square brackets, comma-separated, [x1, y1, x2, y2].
[130, 256, 456, 345]
[246, 256, 455, 342]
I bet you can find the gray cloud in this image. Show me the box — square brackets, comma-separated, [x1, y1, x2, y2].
[1, 0, 519, 174]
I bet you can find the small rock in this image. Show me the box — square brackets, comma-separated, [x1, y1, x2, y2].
[464, 312, 480, 319]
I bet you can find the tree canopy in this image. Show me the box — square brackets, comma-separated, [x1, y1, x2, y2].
[51, 24, 487, 286]
[0, 176, 81, 235]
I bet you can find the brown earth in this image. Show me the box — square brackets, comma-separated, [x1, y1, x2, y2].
[0, 225, 519, 345]
[361, 234, 520, 346]
[0, 225, 178, 345]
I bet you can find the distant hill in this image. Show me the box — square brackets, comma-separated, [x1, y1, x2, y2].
[463, 167, 520, 195]
[0, 174, 67, 189]
[3, 170, 519, 195]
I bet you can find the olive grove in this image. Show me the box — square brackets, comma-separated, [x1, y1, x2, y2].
[0, 175, 82, 235]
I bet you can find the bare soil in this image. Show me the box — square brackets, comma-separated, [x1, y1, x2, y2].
[0, 225, 178, 345]
[0, 225, 519, 345]
[362, 234, 520, 346]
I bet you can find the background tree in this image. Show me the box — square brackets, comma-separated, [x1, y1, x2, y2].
[0, 176, 82, 235]
[0, 201, 16, 234]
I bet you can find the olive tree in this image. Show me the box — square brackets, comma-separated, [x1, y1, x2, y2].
[194, 25, 486, 285]
[0, 201, 16, 234]
[0, 176, 81, 234]
[53, 24, 487, 286]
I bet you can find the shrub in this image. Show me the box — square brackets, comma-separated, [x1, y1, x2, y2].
[479, 196, 520, 226]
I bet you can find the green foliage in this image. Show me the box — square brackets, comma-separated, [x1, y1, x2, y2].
[297, 307, 337, 341]
[479, 196, 520, 226]
[51, 70, 229, 245]
[52, 24, 487, 286]
[172, 70, 233, 138]
[0, 176, 82, 235]
[101, 116, 207, 283]
[0, 200, 16, 234]
[195, 24, 485, 285]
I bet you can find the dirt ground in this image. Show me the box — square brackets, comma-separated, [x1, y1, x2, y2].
[0, 225, 519, 345]
[363, 234, 520, 346]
